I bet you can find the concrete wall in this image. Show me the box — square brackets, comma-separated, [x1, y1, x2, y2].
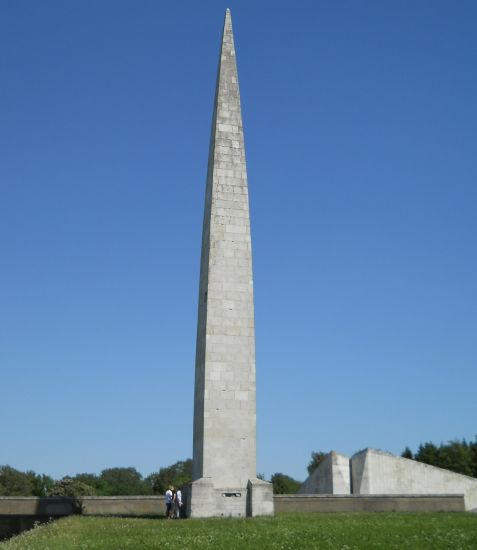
[298, 452, 350, 494]
[274, 494, 465, 513]
[81, 496, 164, 516]
[351, 448, 477, 512]
[0, 497, 77, 516]
[0, 493, 465, 518]
[0, 496, 165, 518]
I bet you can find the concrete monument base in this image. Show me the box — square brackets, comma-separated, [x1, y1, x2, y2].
[186, 477, 273, 518]
[247, 478, 274, 517]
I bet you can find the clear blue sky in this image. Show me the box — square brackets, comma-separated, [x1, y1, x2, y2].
[1, 0, 476, 482]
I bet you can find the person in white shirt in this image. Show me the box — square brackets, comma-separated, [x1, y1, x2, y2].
[165, 487, 173, 518]
[173, 488, 182, 519]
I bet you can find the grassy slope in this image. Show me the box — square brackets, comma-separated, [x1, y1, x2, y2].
[2, 513, 477, 549]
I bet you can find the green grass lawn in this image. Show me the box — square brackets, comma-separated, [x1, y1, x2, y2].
[2, 513, 477, 549]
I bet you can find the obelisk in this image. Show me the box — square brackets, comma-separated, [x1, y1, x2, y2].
[187, 9, 274, 518]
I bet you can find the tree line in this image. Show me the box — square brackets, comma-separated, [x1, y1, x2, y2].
[0, 458, 306, 497]
[401, 437, 477, 478]
[2, 439, 475, 497]
[0, 460, 193, 498]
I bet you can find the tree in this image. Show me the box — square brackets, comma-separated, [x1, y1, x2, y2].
[145, 459, 192, 495]
[401, 447, 413, 460]
[270, 473, 301, 494]
[0, 466, 34, 496]
[73, 473, 110, 495]
[0, 466, 54, 497]
[99, 467, 146, 496]
[48, 477, 96, 497]
[415, 442, 440, 467]
[470, 437, 477, 478]
[29, 473, 54, 497]
[438, 440, 473, 477]
[411, 438, 477, 478]
[307, 451, 326, 475]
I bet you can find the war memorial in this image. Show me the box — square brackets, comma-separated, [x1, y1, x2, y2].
[0, 11, 476, 541]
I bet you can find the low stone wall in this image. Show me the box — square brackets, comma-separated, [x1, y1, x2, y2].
[274, 494, 465, 513]
[0, 493, 466, 521]
[81, 496, 164, 516]
[0, 497, 77, 517]
[0, 496, 165, 518]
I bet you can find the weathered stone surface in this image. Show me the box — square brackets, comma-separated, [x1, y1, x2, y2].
[351, 448, 477, 511]
[247, 478, 274, 516]
[274, 494, 465, 513]
[0, 497, 75, 516]
[80, 496, 163, 516]
[186, 478, 217, 518]
[0, 496, 164, 517]
[190, 9, 273, 517]
[298, 451, 351, 494]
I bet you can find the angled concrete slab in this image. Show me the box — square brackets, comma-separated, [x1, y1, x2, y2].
[351, 448, 477, 512]
[298, 451, 351, 495]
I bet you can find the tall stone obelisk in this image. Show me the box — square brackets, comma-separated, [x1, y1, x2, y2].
[187, 9, 273, 518]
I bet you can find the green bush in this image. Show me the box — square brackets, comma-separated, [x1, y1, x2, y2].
[48, 477, 96, 497]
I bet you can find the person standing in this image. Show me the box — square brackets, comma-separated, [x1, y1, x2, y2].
[174, 487, 182, 519]
[165, 486, 173, 518]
